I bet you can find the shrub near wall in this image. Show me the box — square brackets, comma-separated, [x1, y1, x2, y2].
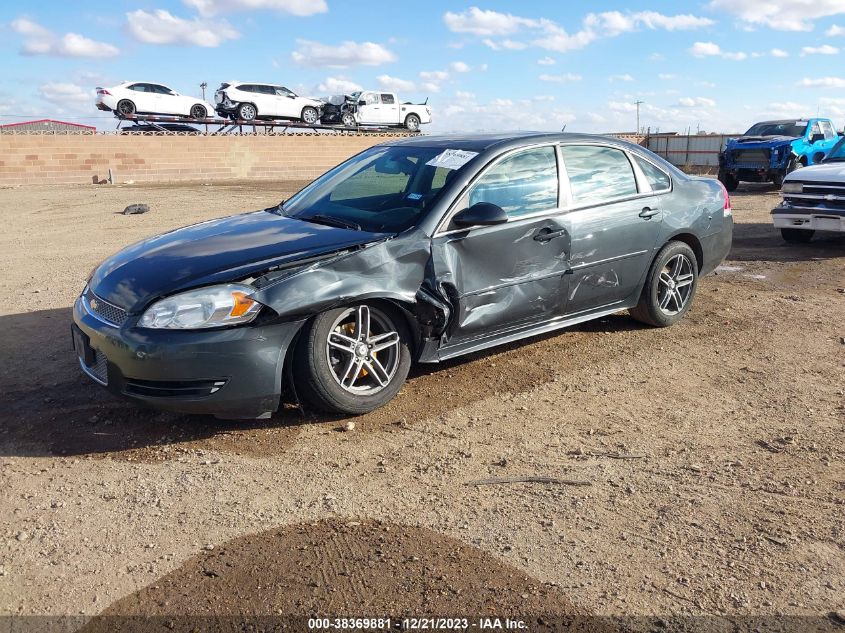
[0, 133, 406, 186]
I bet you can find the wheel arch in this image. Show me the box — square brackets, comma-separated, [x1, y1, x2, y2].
[661, 232, 704, 272]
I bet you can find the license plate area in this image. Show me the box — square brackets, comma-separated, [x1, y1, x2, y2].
[72, 324, 108, 385]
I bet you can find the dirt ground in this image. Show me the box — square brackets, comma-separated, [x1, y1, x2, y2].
[0, 180, 843, 628]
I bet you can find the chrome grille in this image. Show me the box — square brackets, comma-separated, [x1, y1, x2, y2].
[84, 288, 128, 326]
[785, 180, 845, 209]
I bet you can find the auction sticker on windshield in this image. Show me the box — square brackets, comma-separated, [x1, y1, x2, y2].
[426, 149, 479, 170]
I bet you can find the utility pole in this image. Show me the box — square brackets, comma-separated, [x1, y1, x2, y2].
[634, 100, 644, 135]
[200, 82, 208, 100]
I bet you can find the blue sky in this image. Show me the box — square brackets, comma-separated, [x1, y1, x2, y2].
[3, 0, 845, 133]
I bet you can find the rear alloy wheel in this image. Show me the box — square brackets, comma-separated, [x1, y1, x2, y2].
[781, 228, 814, 243]
[294, 304, 412, 414]
[237, 103, 257, 121]
[341, 112, 356, 127]
[404, 114, 421, 131]
[301, 106, 319, 125]
[189, 104, 207, 119]
[629, 241, 699, 328]
[116, 100, 136, 116]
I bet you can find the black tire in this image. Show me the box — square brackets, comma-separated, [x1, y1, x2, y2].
[301, 106, 319, 125]
[189, 104, 207, 119]
[341, 112, 356, 127]
[404, 114, 421, 131]
[116, 100, 136, 116]
[772, 172, 785, 188]
[629, 241, 699, 328]
[781, 228, 814, 243]
[293, 303, 412, 414]
[718, 170, 739, 192]
[237, 102, 257, 121]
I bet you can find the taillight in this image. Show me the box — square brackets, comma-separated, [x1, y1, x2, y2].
[717, 180, 732, 216]
[96, 88, 111, 96]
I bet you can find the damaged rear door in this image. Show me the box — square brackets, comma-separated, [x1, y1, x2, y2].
[559, 144, 663, 315]
[431, 145, 571, 347]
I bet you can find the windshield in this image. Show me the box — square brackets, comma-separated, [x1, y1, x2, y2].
[744, 121, 807, 137]
[281, 146, 469, 233]
[824, 136, 845, 161]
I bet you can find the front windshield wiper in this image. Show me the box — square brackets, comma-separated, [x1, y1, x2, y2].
[298, 213, 362, 231]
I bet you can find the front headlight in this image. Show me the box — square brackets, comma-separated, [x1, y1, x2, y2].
[782, 182, 803, 194]
[139, 283, 262, 329]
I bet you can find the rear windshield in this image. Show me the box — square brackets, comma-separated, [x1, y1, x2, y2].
[743, 121, 807, 137]
[281, 146, 470, 233]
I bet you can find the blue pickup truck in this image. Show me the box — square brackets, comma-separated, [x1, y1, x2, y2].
[718, 118, 840, 191]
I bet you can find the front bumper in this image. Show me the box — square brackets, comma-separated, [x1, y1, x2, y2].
[72, 295, 306, 419]
[771, 203, 845, 232]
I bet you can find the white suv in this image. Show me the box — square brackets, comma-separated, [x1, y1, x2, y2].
[214, 82, 323, 124]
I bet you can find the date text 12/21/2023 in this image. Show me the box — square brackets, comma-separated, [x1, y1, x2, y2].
[307, 617, 529, 630]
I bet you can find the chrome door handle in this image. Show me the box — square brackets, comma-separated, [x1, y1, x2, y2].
[639, 207, 659, 219]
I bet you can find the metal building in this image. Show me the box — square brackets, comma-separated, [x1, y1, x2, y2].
[0, 119, 96, 134]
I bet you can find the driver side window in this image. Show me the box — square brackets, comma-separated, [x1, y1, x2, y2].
[466, 146, 558, 218]
[363, 93, 379, 105]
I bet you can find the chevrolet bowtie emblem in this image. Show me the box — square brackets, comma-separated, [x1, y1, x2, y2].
[90, 298, 99, 310]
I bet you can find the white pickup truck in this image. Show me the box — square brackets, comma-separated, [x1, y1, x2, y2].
[321, 91, 431, 130]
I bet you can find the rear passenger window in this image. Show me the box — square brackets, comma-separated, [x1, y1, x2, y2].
[468, 146, 558, 218]
[380, 94, 396, 104]
[561, 145, 638, 205]
[634, 155, 671, 192]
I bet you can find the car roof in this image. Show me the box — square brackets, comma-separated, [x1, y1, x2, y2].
[385, 132, 642, 153]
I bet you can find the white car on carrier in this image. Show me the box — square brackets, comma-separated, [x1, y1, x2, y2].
[214, 82, 323, 124]
[96, 82, 215, 119]
[773, 135, 845, 242]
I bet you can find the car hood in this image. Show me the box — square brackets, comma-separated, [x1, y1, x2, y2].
[784, 161, 845, 183]
[727, 135, 797, 148]
[89, 210, 388, 313]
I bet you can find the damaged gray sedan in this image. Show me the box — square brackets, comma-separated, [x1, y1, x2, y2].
[73, 133, 733, 418]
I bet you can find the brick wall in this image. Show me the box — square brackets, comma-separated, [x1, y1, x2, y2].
[0, 133, 407, 185]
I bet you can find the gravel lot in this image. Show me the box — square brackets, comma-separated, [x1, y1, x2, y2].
[0, 181, 843, 626]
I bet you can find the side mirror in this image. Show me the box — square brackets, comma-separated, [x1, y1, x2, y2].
[452, 202, 509, 228]
[358, 100, 367, 106]
[811, 133, 825, 143]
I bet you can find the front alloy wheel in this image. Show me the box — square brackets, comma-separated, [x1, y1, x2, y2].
[294, 304, 411, 413]
[301, 106, 319, 125]
[629, 241, 699, 327]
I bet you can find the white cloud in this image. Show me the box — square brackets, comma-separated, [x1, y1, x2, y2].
[450, 61, 471, 73]
[709, 0, 845, 31]
[376, 75, 416, 92]
[799, 76, 845, 88]
[678, 96, 716, 107]
[538, 73, 582, 82]
[419, 70, 449, 81]
[39, 82, 92, 104]
[183, 0, 327, 16]
[443, 7, 540, 36]
[314, 76, 362, 94]
[801, 44, 839, 56]
[827, 24, 845, 36]
[291, 39, 396, 68]
[482, 38, 528, 50]
[537, 56, 556, 65]
[609, 73, 634, 82]
[689, 41, 747, 60]
[770, 48, 789, 57]
[443, 7, 711, 54]
[11, 17, 119, 57]
[126, 9, 239, 47]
